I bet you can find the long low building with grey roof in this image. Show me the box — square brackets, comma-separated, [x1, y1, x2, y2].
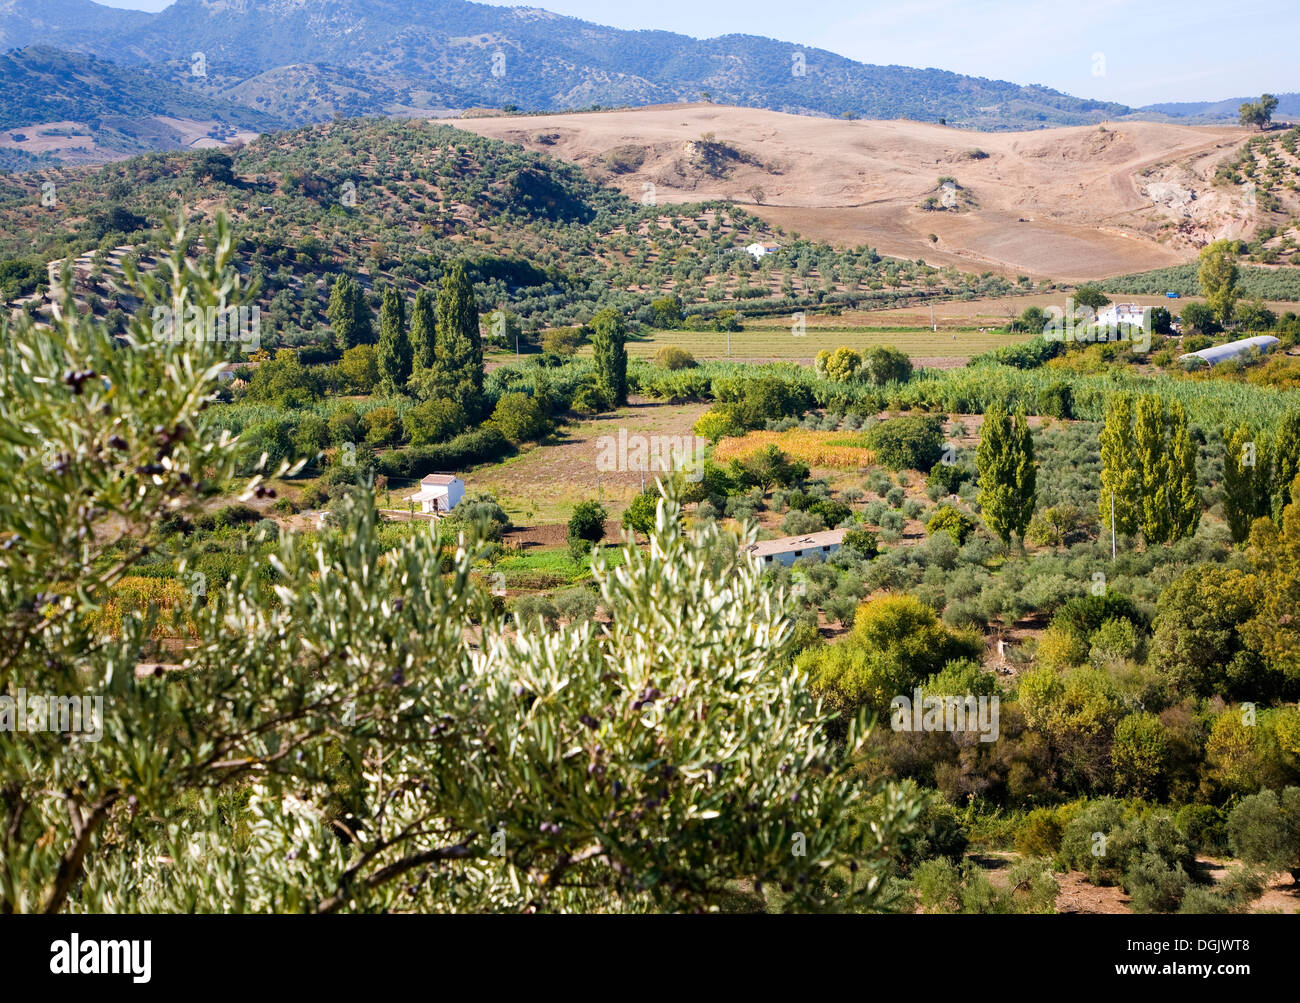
[742, 529, 848, 567]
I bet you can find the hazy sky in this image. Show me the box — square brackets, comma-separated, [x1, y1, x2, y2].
[90, 0, 1300, 106]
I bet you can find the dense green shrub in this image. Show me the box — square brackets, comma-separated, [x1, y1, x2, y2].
[1059, 799, 1193, 889]
[442, 493, 512, 542]
[714, 375, 811, 431]
[801, 594, 982, 716]
[404, 398, 469, 446]
[927, 461, 971, 496]
[567, 500, 608, 559]
[1149, 565, 1268, 701]
[377, 426, 511, 480]
[908, 856, 1057, 914]
[841, 527, 878, 558]
[1050, 594, 1148, 653]
[1126, 852, 1191, 913]
[654, 345, 696, 370]
[865, 416, 945, 472]
[1038, 382, 1074, 419]
[490, 391, 550, 443]
[893, 797, 970, 874]
[862, 345, 913, 387]
[926, 505, 977, 545]
[194, 504, 262, 532]
[1014, 806, 1067, 857]
[1174, 804, 1230, 856]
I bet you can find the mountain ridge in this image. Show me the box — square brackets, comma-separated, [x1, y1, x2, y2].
[0, 0, 1291, 170]
[0, 0, 1136, 129]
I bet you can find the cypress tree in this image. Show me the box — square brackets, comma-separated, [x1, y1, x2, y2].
[976, 403, 1036, 545]
[354, 280, 372, 344]
[377, 286, 412, 394]
[411, 288, 437, 370]
[1099, 393, 1142, 538]
[328, 275, 369, 351]
[590, 308, 628, 407]
[435, 261, 483, 397]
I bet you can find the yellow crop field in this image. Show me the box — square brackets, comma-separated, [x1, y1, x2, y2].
[713, 429, 876, 470]
[52, 576, 199, 640]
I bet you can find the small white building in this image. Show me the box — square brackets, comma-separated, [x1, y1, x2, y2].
[409, 474, 465, 515]
[217, 362, 257, 383]
[743, 528, 847, 567]
[1094, 303, 1147, 327]
[744, 242, 781, 260]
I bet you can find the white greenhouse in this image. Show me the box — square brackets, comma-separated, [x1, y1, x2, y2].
[1178, 335, 1280, 367]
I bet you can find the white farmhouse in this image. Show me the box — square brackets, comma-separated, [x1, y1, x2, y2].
[744, 242, 781, 260]
[409, 474, 465, 515]
[1094, 303, 1147, 327]
[742, 528, 847, 567]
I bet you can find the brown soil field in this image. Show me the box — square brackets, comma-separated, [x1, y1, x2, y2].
[465, 397, 710, 524]
[441, 103, 1258, 282]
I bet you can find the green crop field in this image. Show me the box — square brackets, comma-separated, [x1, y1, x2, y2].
[610, 327, 1035, 362]
[1099, 263, 1300, 301]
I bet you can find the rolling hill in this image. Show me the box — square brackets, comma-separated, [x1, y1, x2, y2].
[444, 103, 1277, 281]
[0, 116, 1024, 336]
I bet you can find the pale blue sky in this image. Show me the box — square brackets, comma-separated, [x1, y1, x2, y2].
[91, 0, 1300, 106]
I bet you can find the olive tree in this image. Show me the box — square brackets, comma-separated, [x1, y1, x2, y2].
[0, 219, 923, 913]
[1227, 788, 1300, 883]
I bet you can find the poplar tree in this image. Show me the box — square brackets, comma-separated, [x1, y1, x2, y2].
[377, 286, 412, 394]
[1272, 408, 1300, 524]
[1105, 394, 1200, 546]
[1198, 239, 1240, 328]
[1224, 424, 1272, 543]
[1243, 473, 1300, 679]
[976, 403, 1037, 545]
[1169, 401, 1200, 541]
[1099, 393, 1142, 538]
[411, 288, 437, 370]
[1135, 395, 1174, 544]
[590, 307, 628, 407]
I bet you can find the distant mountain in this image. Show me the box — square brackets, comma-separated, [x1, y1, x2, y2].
[1139, 93, 1300, 122]
[0, 0, 1290, 170]
[0, 46, 283, 166]
[0, 0, 148, 51]
[0, 46, 281, 131]
[0, 0, 1133, 131]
